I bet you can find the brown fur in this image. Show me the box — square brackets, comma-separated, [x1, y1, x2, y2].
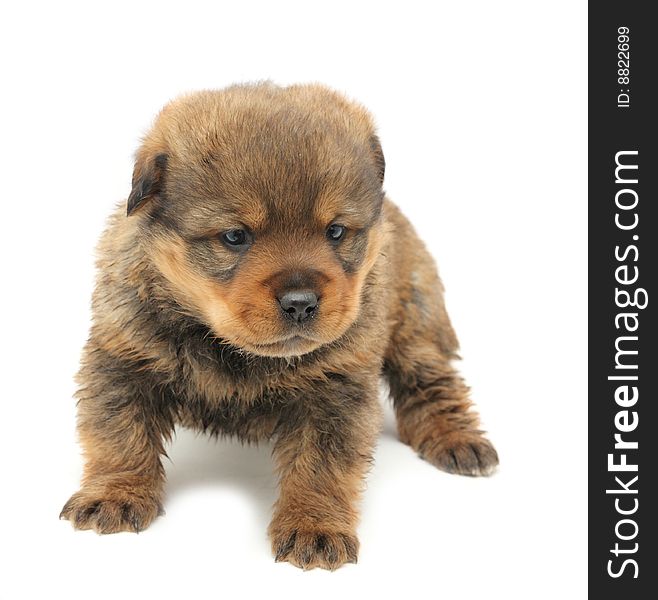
[60, 83, 498, 570]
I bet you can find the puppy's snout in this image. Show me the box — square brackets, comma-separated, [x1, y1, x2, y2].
[278, 290, 318, 323]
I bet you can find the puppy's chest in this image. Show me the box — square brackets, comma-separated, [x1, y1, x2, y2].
[160, 321, 373, 414]
[171, 345, 314, 439]
[172, 340, 302, 405]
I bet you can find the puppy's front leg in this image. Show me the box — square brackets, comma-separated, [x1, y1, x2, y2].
[269, 375, 381, 570]
[60, 347, 172, 533]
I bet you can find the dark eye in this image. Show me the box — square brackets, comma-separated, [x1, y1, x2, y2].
[326, 224, 346, 242]
[221, 229, 251, 249]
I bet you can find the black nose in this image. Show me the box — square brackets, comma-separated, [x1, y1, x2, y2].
[278, 290, 318, 323]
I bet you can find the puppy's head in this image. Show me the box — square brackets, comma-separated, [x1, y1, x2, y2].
[129, 83, 386, 357]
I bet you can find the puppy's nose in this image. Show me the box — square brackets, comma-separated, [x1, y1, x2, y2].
[278, 290, 318, 323]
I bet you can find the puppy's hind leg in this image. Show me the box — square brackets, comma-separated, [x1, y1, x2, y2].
[387, 343, 498, 476]
[384, 256, 498, 476]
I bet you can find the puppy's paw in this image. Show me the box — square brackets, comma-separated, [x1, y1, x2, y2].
[271, 527, 359, 571]
[420, 431, 499, 476]
[60, 490, 162, 534]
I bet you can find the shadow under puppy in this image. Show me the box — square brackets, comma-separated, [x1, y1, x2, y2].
[61, 83, 498, 570]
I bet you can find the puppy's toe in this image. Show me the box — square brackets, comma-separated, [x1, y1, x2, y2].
[420, 431, 499, 476]
[272, 528, 359, 570]
[60, 490, 161, 534]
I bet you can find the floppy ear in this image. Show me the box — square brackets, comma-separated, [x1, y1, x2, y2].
[126, 152, 168, 216]
[370, 135, 385, 185]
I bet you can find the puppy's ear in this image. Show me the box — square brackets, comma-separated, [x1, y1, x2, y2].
[370, 135, 385, 185]
[127, 152, 168, 216]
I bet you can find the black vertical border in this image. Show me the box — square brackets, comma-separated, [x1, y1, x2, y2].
[589, 2, 657, 597]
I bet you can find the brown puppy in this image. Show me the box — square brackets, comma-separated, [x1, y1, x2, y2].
[60, 83, 498, 570]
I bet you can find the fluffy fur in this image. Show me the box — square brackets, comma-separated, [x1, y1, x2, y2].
[60, 83, 498, 570]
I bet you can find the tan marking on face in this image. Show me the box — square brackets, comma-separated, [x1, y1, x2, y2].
[190, 194, 269, 239]
[313, 189, 372, 229]
[323, 220, 386, 333]
[149, 235, 240, 337]
[226, 222, 386, 357]
[149, 234, 290, 350]
[233, 194, 268, 230]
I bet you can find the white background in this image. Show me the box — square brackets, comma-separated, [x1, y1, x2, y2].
[0, 2, 587, 598]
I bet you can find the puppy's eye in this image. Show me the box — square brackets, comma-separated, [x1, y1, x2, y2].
[221, 229, 251, 249]
[326, 224, 346, 242]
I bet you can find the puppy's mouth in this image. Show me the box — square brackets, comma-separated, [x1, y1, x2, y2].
[248, 334, 322, 358]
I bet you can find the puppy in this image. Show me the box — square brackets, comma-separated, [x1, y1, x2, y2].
[60, 83, 498, 570]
